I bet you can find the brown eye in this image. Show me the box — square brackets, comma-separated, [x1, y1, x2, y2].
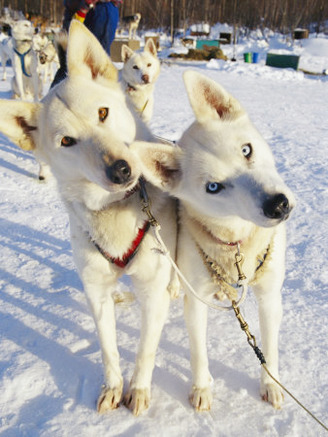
[98, 107, 109, 122]
[147, 63, 151, 67]
[133, 65, 139, 70]
[61, 136, 76, 147]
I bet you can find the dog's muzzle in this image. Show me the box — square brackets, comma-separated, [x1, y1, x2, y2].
[141, 74, 149, 84]
[39, 53, 47, 64]
[105, 159, 131, 184]
[263, 193, 292, 221]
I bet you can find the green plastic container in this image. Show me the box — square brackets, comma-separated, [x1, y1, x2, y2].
[243, 52, 252, 63]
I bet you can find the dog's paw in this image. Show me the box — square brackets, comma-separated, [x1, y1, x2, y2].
[189, 386, 213, 411]
[261, 383, 284, 409]
[124, 388, 150, 416]
[168, 274, 180, 299]
[97, 384, 123, 413]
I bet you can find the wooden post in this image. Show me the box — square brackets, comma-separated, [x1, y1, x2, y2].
[171, 0, 174, 46]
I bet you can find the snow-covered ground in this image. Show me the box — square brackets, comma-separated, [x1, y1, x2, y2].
[0, 30, 328, 436]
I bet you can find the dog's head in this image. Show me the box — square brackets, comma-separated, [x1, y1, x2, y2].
[121, 38, 160, 86]
[11, 20, 34, 41]
[32, 33, 48, 52]
[132, 71, 295, 228]
[0, 20, 149, 210]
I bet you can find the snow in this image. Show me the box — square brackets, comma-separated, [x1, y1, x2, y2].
[1, 31, 328, 436]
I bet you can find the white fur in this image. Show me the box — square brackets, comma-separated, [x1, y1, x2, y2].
[120, 38, 160, 123]
[133, 71, 296, 412]
[0, 20, 42, 101]
[0, 20, 178, 416]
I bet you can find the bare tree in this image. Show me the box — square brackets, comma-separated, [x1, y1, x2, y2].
[0, 0, 326, 33]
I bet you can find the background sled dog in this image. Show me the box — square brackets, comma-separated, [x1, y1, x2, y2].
[0, 20, 42, 101]
[120, 38, 160, 123]
[121, 13, 141, 40]
[0, 21, 178, 416]
[133, 71, 295, 411]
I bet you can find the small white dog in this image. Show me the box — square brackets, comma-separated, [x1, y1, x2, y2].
[133, 71, 296, 412]
[37, 41, 59, 87]
[0, 20, 41, 101]
[33, 33, 59, 87]
[120, 38, 160, 123]
[0, 21, 178, 416]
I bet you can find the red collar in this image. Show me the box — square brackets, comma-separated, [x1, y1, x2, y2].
[94, 221, 150, 268]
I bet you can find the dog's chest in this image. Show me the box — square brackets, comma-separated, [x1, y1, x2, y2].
[181, 213, 274, 286]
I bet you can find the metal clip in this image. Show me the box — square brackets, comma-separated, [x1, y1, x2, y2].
[232, 301, 256, 347]
[139, 177, 159, 227]
[234, 251, 246, 282]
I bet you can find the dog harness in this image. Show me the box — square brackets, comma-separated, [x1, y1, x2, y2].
[125, 83, 149, 115]
[14, 48, 32, 77]
[93, 220, 150, 268]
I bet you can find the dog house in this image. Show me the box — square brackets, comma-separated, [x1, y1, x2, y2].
[110, 39, 140, 62]
[145, 35, 160, 50]
[293, 29, 309, 40]
[266, 53, 300, 70]
[219, 32, 232, 44]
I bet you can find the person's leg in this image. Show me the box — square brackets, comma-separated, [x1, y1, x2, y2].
[84, 3, 119, 55]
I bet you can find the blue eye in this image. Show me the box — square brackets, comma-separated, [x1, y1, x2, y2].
[206, 182, 225, 194]
[242, 143, 252, 159]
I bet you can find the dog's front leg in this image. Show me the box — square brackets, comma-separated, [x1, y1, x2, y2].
[84, 282, 124, 413]
[12, 55, 25, 100]
[184, 293, 213, 411]
[31, 55, 42, 101]
[124, 260, 171, 416]
[70, 230, 123, 413]
[252, 226, 286, 409]
[1, 54, 7, 81]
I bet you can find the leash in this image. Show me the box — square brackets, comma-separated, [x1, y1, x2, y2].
[14, 48, 32, 77]
[232, 301, 328, 433]
[139, 178, 328, 433]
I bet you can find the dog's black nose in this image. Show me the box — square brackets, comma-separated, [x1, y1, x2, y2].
[106, 160, 131, 184]
[263, 193, 291, 220]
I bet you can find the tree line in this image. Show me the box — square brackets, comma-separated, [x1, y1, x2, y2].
[0, 0, 327, 34]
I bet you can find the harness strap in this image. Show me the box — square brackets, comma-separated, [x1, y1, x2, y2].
[126, 83, 137, 92]
[93, 221, 150, 268]
[14, 48, 32, 77]
[126, 83, 149, 115]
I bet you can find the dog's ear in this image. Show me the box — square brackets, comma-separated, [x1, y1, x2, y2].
[144, 38, 157, 56]
[0, 100, 40, 151]
[183, 71, 245, 123]
[67, 20, 118, 82]
[131, 141, 182, 191]
[121, 44, 135, 62]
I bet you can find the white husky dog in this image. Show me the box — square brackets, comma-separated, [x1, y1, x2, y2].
[0, 20, 42, 101]
[120, 38, 160, 123]
[0, 21, 178, 416]
[132, 71, 295, 411]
